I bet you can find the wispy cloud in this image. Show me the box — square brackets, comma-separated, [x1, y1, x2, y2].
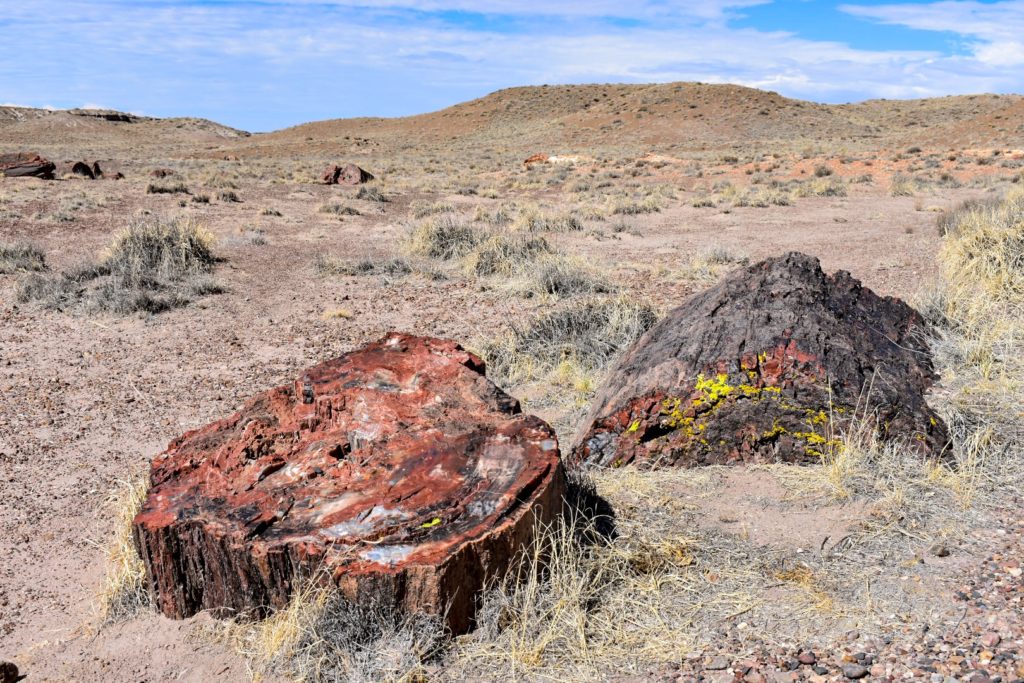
[0, 1, 1021, 131]
[841, 0, 1024, 66]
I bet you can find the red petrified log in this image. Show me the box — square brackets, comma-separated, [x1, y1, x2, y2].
[0, 152, 55, 179]
[133, 333, 564, 633]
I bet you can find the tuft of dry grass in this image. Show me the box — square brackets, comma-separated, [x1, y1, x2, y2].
[888, 173, 918, 197]
[464, 233, 553, 277]
[480, 296, 658, 384]
[205, 578, 443, 683]
[96, 477, 150, 624]
[17, 215, 221, 314]
[0, 241, 47, 274]
[404, 214, 480, 260]
[316, 255, 412, 278]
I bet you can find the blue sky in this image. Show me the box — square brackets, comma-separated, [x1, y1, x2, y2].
[1, 0, 1023, 131]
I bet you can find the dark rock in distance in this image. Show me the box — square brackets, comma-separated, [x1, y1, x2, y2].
[133, 333, 564, 634]
[322, 163, 374, 185]
[574, 252, 947, 469]
[70, 161, 94, 179]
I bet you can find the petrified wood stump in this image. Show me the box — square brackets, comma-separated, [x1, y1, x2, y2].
[574, 252, 948, 469]
[133, 333, 564, 633]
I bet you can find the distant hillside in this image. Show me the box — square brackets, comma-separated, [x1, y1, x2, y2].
[242, 82, 1024, 158]
[0, 106, 249, 158]
[3, 84, 1022, 161]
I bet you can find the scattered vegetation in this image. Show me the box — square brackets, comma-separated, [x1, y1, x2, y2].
[0, 242, 47, 274]
[356, 186, 388, 203]
[96, 478, 150, 624]
[207, 579, 442, 682]
[319, 202, 361, 216]
[481, 296, 658, 383]
[888, 174, 918, 197]
[146, 181, 190, 195]
[316, 255, 412, 278]
[17, 215, 221, 314]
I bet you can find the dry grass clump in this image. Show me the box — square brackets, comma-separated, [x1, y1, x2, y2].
[208, 579, 443, 683]
[319, 202, 361, 216]
[404, 214, 480, 260]
[449, 470, 851, 680]
[733, 187, 791, 208]
[609, 196, 661, 215]
[519, 255, 615, 298]
[465, 233, 553, 277]
[412, 200, 455, 219]
[888, 173, 918, 197]
[0, 241, 47, 274]
[96, 477, 150, 624]
[481, 296, 658, 383]
[676, 246, 749, 282]
[791, 178, 847, 198]
[146, 181, 190, 195]
[17, 215, 221, 314]
[356, 185, 388, 203]
[514, 207, 585, 232]
[316, 255, 413, 278]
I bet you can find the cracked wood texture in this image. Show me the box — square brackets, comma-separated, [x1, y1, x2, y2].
[574, 252, 948, 469]
[133, 333, 564, 633]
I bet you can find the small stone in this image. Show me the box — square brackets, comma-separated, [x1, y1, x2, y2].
[706, 656, 731, 671]
[980, 632, 1001, 648]
[798, 652, 818, 665]
[930, 543, 951, 557]
[842, 664, 869, 679]
[871, 665, 887, 678]
[812, 665, 829, 675]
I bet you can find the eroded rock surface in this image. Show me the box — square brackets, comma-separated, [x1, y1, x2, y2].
[322, 163, 374, 185]
[0, 152, 55, 179]
[133, 333, 563, 633]
[574, 252, 947, 469]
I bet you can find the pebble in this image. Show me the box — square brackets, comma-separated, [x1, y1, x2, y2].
[842, 664, 869, 679]
[705, 656, 730, 671]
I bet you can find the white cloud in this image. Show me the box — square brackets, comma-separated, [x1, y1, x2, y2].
[842, 1, 1024, 66]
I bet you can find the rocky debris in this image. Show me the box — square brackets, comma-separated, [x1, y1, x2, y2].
[70, 161, 94, 179]
[0, 152, 55, 179]
[574, 252, 947, 469]
[321, 163, 374, 185]
[644, 511, 1024, 683]
[0, 661, 20, 683]
[133, 333, 564, 634]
